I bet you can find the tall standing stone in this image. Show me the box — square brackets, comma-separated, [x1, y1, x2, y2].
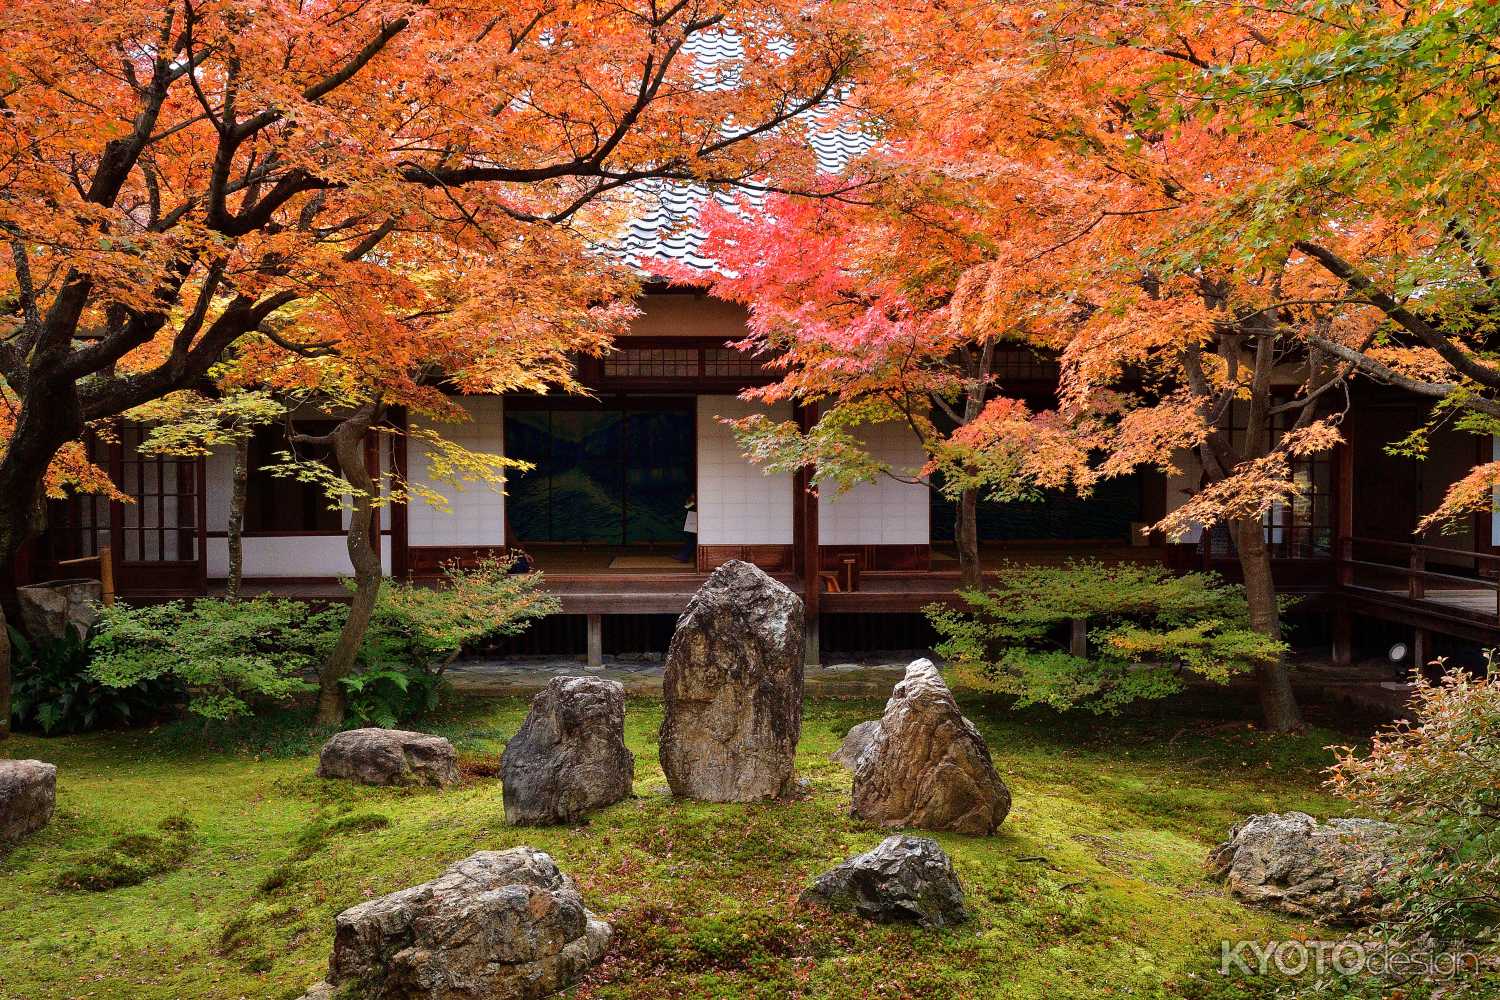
[659, 560, 805, 802]
[851, 659, 1011, 835]
[502, 676, 634, 825]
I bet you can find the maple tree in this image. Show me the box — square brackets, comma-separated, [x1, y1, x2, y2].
[220, 238, 628, 725]
[687, 188, 1093, 591]
[691, 1, 1410, 731]
[132, 389, 286, 597]
[1153, 1, 1500, 537]
[0, 0, 882, 736]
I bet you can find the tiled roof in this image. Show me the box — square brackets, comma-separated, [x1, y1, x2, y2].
[604, 32, 876, 275]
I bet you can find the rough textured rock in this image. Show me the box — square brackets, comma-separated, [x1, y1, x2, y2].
[16, 578, 102, 641]
[1210, 812, 1401, 924]
[299, 848, 611, 1000]
[659, 560, 805, 802]
[830, 720, 880, 771]
[851, 659, 1011, 835]
[502, 676, 634, 825]
[800, 836, 968, 928]
[317, 729, 459, 788]
[0, 760, 57, 845]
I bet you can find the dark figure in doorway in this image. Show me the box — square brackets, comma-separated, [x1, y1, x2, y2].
[504, 527, 534, 574]
[675, 493, 698, 563]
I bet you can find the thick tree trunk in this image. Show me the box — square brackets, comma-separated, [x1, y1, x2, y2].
[0, 374, 85, 740]
[227, 435, 249, 599]
[956, 487, 983, 590]
[0, 622, 10, 740]
[314, 406, 383, 728]
[1232, 517, 1302, 732]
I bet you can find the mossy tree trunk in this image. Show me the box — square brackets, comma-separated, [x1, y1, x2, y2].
[227, 435, 249, 600]
[295, 401, 383, 728]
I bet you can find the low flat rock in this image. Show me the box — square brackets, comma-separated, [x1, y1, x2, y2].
[659, 560, 805, 802]
[800, 836, 968, 928]
[299, 847, 611, 1000]
[502, 676, 634, 825]
[0, 759, 57, 845]
[851, 660, 1011, 835]
[1210, 811, 1402, 924]
[317, 728, 458, 788]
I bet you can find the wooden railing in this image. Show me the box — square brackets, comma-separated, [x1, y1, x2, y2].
[1337, 536, 1500, 621]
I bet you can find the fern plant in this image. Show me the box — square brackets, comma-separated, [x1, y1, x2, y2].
[10, 625, 173, 734]
[342, 558, 559, 727]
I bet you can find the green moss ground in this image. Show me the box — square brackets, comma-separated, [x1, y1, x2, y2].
[0, 693, 1355, 999]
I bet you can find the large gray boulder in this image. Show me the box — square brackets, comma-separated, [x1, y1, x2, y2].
[830, 720, 880, 771]
[299, 848, 611, 1000]
[1210, 812, 1401, 924]
[659, 560, 805, 802]
[317, 728, 459, 788]
[800, 836, 968, 928]
[850, 659, 1011, 835]
[17, 578, 101, 641]
[0, 759, 57, 845]
[502, 676, 634, 825]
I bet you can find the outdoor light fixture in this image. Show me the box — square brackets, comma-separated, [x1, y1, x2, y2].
[1388, 642, 1409, 664]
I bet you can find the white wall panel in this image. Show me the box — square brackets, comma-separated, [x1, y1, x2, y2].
[201, 413, 396, 578]
[205, 536, 391, 578]
[406, 396, 507, 546]
[696, 396, 795, 544]
[818, 421, 929, 545]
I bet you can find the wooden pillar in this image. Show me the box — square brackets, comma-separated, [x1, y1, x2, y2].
[1336, 414, 1355, 587]
[1069, 618, 1088, 658]
[1331, 608, 1353, 666]
[586, 614, 604, 669]
[1412, 627, 1430, 673]
[795, 402, 820, 668]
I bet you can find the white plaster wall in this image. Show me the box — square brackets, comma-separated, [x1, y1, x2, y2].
[406, 396, 506, 546]
[818, 421, 929, 545]
[205, 535, 374, 578]
[1493, 435, 1500, 548]
[696, 396, 795, 544]
[202, 425, 394, 578]
[1165, 448, 1206, 543]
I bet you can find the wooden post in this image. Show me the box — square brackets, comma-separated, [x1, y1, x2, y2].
[795, 402, 820, 668]
[1331, 608, 1352, 666]
[98, 546, 115, 607]
[586, 614, 604, 670]
[1069, 617, 1088, 658]
[1412, 628, 1430, 673]
[1408, 547, 1426, 599]
[1338, 536, 1353, 588]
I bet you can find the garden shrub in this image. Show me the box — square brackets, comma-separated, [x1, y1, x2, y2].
[90, 597, 338, 721]
[928, 561, 1284, 713]
[1329, 663, 1500, 949]
[55, 815, 195, 891]
[9, 624, 173, 734]
[343, 558, 558, 727]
